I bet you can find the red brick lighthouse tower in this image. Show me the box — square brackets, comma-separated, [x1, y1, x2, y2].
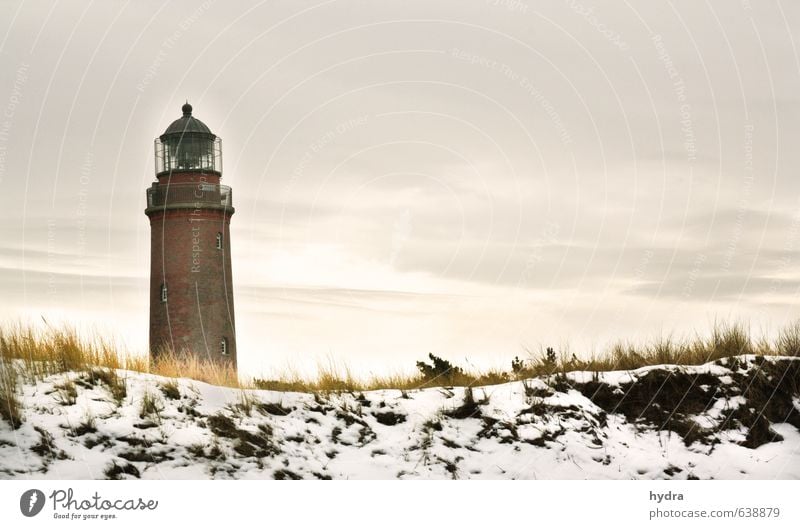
[145, 102, 237, 370]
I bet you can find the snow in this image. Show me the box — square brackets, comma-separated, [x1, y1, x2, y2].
[1, 356, 798, 479]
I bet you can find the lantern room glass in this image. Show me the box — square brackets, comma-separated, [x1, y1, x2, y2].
[154, 136, 222, 175]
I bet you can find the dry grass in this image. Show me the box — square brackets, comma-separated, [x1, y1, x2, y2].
[87, 368, 127, 405]
[159, 379, 181, 400]
[139, 391, 163, 421]
[0, 358, 22, 428]
[0, 321, 143, 381]
[0, 319, 798, 406]
[150, 350, 239, 388]
[254, 320, 798, 392]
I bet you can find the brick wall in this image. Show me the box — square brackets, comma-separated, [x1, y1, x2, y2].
[146, 171, 236, 369]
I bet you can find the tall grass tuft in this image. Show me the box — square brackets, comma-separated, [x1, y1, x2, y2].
[150, 349, 239, 388]
[0, 359, 22, 428]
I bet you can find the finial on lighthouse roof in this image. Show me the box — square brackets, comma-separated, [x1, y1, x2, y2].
[182, 101, 192, 116]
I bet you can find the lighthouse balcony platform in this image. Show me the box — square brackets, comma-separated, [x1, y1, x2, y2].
[145, 183, 233, 215]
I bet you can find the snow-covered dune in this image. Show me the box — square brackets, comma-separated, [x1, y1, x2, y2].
[1, 355, 799, 479]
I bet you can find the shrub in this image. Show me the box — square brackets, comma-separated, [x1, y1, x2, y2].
[416, 353, 463, 383]
[511, 356, 525, 374]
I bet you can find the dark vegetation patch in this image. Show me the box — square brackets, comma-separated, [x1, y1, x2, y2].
[117, 435, 149, 447]
[333, 408, 376, 446]
[70, 418, 97, 437]
[273, 468, 302, 480]
[105, 460, 140, 479]
[336, 408, 366, 427]
[437, 455, 463, 479]
[517, 399, 608, 438]
[139, 392, 163, 420]
[522, 380, 554, 399]
[176, 402, 204, 418]
[412, 418, 444, 452]
[53, 380, 78, 406]
[159, 380, 181, 400]
[444, 388, 488, 420]
[0, 389, 22, 428]
[524, 426, 566, 447]
[442, 437, 461, 449]
[373, 411, 406, 426]
[73, 377, 93, 390]
[257, 402, 292, 416]
[83, 434, 111, 449]
[571, 358, 800, 449]
[330, 426, 343, 445]
[477, 417, 519, 444]
[31, 426, 68, 462]
[358, 424, 377, 446]
[309, 394, 334, 415]
[86, 369, 127, 403]
[187, 443, 225, 461]
[118, 449, 173, 464]
[252, 379, 310, 393]
[423, 418, 443, 432]
[206, 413, 278, 458]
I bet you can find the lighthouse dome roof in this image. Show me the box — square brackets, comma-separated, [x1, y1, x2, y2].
[161, 102, 214, 137]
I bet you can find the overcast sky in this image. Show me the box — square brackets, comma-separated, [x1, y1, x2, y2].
[1, 0, 799, 376]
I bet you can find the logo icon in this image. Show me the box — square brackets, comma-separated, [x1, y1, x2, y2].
[20, 489, 45, 517]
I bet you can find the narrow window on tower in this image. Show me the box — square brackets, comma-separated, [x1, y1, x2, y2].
[221, 337, 228, 355]
[160, 284, 168, 303]
[216, 232, 222, 250]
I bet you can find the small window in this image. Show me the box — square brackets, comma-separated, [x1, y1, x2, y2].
[160, 284, 168, 303]
[220, 337, 228, 355]
[216, 233, 222, 250]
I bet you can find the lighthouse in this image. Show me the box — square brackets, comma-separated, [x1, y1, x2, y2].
[145, 102, 237, 370]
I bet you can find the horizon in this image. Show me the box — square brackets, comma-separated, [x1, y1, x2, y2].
[2, 1, 799, 378]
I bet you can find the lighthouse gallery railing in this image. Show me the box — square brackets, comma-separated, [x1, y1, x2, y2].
[146, 183, 233, 210]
